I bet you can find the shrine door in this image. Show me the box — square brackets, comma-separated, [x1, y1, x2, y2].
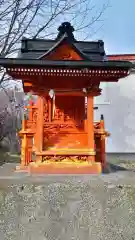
[43, 95, 88, 150]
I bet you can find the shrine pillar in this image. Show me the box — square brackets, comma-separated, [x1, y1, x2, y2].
[100, 114, 106, 168]
[35, 95, 44, 163]
[87, 93, 95, 162]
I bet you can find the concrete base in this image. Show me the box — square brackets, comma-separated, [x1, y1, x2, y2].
[15, 165, 28, 172]
[16, 162, 102, 174]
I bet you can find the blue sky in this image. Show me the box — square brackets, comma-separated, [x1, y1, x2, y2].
[94, 0, 135, 54]
[39, 0, 135, 55]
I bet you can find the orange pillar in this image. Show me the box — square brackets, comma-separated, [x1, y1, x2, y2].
[100, 114, 106, 168]
[87, 94, 95, 162]
[29, 99, 33, 122]
[35, 95, 44, 163]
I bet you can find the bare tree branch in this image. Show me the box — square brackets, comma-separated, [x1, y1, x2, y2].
[0, 0, 109, 87]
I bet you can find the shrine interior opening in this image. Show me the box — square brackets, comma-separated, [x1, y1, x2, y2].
[0, 22, 132, 174]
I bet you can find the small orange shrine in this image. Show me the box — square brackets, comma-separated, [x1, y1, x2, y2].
[0, 22, 132, 174]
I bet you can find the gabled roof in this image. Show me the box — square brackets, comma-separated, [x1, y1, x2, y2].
[0, 22, 133, 75]
[107, 54, 135, 62]
[18, 22, 105, 61]
[38, 33, 90, 60]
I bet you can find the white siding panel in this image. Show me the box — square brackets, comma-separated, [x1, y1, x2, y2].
[94, 73, 135, 153]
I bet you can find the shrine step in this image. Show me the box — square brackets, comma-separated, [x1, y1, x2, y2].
[28, 162, 102, 174]
[36, 149, 95, 156]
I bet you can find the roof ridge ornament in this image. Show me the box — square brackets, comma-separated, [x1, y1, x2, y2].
[56, 22, 76, 42]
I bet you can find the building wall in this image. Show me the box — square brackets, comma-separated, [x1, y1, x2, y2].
[94, 70, 135, 153]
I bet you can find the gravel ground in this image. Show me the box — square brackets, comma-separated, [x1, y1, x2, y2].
[0, 163, 135, 240]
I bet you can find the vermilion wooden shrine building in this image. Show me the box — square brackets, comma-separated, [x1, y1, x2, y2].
[0, 22, 132, 174]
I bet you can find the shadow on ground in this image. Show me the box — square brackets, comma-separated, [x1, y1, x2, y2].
[103, 162, 135, 174]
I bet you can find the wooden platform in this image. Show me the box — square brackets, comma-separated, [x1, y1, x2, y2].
[16, 162, 102, 174]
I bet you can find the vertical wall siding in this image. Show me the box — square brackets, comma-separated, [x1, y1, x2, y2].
[94, 73, 135, 153]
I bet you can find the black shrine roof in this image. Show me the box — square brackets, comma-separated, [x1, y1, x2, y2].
[0, 22, 133, 71]
[18, 22, 105, 61]
[0, 58, 132, 69]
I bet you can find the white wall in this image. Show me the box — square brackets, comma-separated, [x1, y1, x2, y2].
[94, 72, 135, 153]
